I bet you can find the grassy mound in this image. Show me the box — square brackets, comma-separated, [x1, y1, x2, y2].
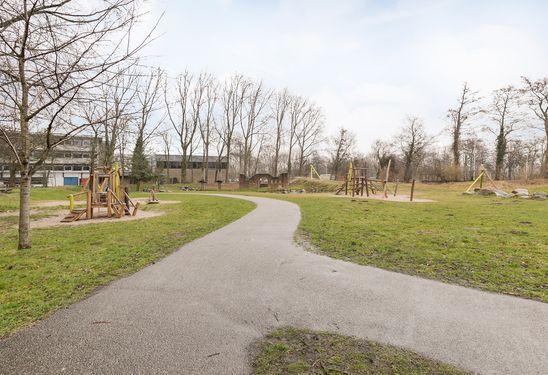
[289, 178, 340, 193]
[251, 327, 469, 374]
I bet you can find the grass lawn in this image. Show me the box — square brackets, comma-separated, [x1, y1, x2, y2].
[244, 181, 548, 302]
[0, 186, 82, 212]
[0, 193, 254, 337]
[251, 327, 468, 374]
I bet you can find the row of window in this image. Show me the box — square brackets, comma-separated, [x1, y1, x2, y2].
[156, 161, 227, 169]
[60, 139, 93, 147]
[0, 164, 90, 172]
[29, 151, 91, 159]
[43, 165, 91, 171]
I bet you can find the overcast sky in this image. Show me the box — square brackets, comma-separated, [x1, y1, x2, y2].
[141, 0, 547, 151]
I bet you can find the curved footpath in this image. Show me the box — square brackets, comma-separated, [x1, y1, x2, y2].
[1, 195, 546, 374]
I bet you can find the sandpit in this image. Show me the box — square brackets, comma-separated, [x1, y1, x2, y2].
[31, 209, 165, 228]
[0, 199, 181, 229]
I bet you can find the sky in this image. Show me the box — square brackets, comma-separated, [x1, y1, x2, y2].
[139, 0, 548, 152]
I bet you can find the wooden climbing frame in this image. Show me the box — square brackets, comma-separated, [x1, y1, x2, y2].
[335, 161, 397, 198]
[63, 164, 140, 222]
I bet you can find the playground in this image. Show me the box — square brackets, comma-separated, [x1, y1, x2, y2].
[1, 192, 546, 375]
[1, 165, 547, 374]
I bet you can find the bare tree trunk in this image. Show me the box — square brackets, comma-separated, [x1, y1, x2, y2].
[18, 171, 31, 249]
[224, 143, 231, 182]
[18, 49, 31, 249]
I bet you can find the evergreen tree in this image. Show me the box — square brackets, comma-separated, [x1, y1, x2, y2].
[130, 135, 152, 191]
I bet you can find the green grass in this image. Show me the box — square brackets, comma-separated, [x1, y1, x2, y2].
[0, 194, 254, 337]
[0, 186, 82, 212]
[244, 182, 548, 302]
[251, 327, 469, 375]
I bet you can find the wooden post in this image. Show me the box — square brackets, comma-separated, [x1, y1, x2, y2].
[107, 190, 112, 217]
[351, 168, 355, 197]
[394, 179, 399, 197]
[383, 159, 391, 198]
[410, 179, 416, 202]
[86, 190, 92, 219]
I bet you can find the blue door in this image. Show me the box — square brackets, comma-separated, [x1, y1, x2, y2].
[64, 177, 78, 186]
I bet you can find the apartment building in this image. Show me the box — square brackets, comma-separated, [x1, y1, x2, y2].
[0, 135, 99, 187]
[150, 154, 228, 183]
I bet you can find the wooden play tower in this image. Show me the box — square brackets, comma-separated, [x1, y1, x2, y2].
[63, 165, 140, 222]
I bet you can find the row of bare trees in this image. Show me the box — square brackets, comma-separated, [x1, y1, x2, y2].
[160, 72, 325, 183]
[445, 77, 547, 180]
[328, 77, 547, 184]
[0, 0, 159, 249]
[0, 1, 327, 249]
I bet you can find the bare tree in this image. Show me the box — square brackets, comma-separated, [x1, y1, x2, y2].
[159, 127, 173, 184]
[100, 69, 139, 167]
[239, 80, 270, 177]
[270, 88, 290, 176]
[0, 0, 155, 249]
[396, 116, 430, 182]
[287, 95, 307, 177]
[447, 83, 481, 169]
[131, 67, 164, 190]
[296, 104, 323, 176]
[165, 71, 197, 183]
[199, 75, 217, 183]
[220, 75, 247, 182]
[485, 86, 522, 180]
[370, 139, 393, 178]
[520, 77, 548, 177]
[329, 127, 355, 178]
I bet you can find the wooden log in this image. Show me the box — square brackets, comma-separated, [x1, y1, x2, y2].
[410, 179, 416, 202]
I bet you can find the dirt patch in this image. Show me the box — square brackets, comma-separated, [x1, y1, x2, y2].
[333, 193, 434, 203]
[32, 209, 165, 229]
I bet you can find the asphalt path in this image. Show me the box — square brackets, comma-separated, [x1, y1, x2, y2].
[1, 194, 546, 374]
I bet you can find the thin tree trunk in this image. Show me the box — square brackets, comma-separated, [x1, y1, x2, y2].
[18, 52, 31, 249]
[224, 143, 231, 182]
[180, 147, 188, 183]
[18, 170, 31, 249]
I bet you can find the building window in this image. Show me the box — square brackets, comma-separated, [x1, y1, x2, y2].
[54, 165, 64, 171]
[73, 165, 83, 171]
[64, 165, 72, 171]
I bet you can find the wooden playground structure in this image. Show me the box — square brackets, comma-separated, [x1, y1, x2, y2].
[63, 165, 140, 222]
[335, 160, 416, 201]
